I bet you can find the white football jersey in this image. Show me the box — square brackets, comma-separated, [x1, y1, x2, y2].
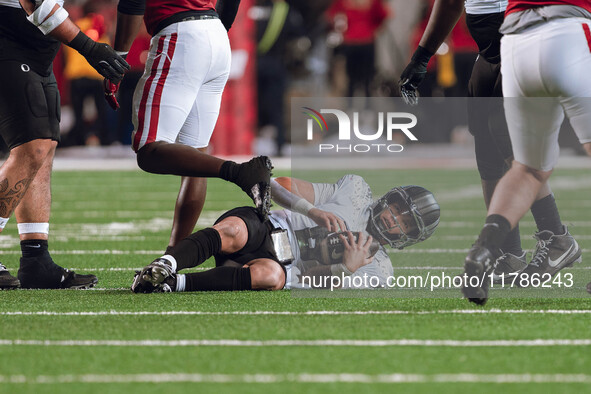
[465, 0, 508, 14]
[269, 175, 394, 289]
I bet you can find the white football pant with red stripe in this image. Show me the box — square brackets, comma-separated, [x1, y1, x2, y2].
[501, 18, 591, 171]
[131, 19, 231, 152]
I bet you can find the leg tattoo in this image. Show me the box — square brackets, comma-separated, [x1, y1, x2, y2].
[0, 178, 33, 218]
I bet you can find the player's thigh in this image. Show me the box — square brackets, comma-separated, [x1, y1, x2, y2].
[177, 22, 231, 148]
[0, 61, 60, 150]
[501, 33, 564, 171]
[503, 97, 564, 171]
[177, 70, 230, 147]
[547, 21, 591, 146]
[539, 19, 591, 96]
[132, 22, 227, 151]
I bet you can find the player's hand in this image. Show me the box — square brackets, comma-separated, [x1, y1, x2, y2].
[339, 231, 373, 273]
[309, 208, 346, 233]
[103, 78, 121, 110]
[399, 46, 433, 106]
[85, 43, 129, 84]
[69, 32, 130, 84]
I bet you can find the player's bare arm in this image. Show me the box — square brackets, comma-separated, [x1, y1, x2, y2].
[114, 0, 147, 53]
[418, 0, 465, 54]
[399, 0, 464, 104]
[272, 177, 346, 231]
[19, 0, 79, 42]
[113, 13, 144, 53]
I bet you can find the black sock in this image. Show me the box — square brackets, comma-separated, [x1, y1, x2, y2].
[500, 225, 523, 256]
[170, 228, 222, 270]
[531, 194, 563, 234]
[20, 239, 48, 258]
[477, 214, 511, 250]
[18, 241, 64, 289]
[219, 161, 239, 182]
[184, 266, 252, 291]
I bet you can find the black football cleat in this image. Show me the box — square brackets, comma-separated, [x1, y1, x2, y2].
[491, 251, 528, 284]
[587, 281, 591, 295]
[18, 255, 97, 289]
[59, 269, 98, 289]
[234, 156, 273, 220]
[0, 263, 20, 290]
[462, 244, 498, 306]
[131, 258, 174, 293]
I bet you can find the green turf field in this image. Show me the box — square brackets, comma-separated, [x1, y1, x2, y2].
[0, 168, 590, 393]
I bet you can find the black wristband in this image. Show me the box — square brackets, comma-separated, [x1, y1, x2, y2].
[68, 31, 95, 56]
[411, 45, 435, 65]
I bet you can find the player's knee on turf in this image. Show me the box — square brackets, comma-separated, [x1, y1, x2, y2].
[213, 216, 249, 254]
[247, 259, 285, 291]
[583, 142, 591, 157]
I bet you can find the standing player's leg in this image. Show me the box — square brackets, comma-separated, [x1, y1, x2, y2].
[468, 47, 572, 282]
[165, 54, 232, 249]
[462, 97, 563, 304]
[0, 140, 53, 289]
[15, 145, 98, 289]
[131, 24, 272, 221]
[468, 57, 525, 261]
[512, 20, 591, 279]
[167, 174, 207, 250]
[462, 29, 566, 304]
[0, 64, 97, 289]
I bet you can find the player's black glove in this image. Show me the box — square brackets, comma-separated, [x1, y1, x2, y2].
[68, 31, 130, 84]
[399, 46, 434, 106]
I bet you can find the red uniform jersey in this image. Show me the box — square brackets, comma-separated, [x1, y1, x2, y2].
[144, 0, 216, 35]
[326, 0, 389, 45]
[506, 0, 591, 15]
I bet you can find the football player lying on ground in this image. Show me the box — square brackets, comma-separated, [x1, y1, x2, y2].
[131, 174, 441, 292]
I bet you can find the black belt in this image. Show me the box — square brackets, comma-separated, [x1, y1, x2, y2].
[154, 10, 219, 35]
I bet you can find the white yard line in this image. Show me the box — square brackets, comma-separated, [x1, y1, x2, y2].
[0, 339, 589, 347]
[1, 373, 590, 384]
[1, 309, 591, 316]
[1, 248, 591, 255]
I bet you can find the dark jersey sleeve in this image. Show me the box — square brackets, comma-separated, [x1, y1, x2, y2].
[118, 0, 147, 15]
[216, 0, 241, 31]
